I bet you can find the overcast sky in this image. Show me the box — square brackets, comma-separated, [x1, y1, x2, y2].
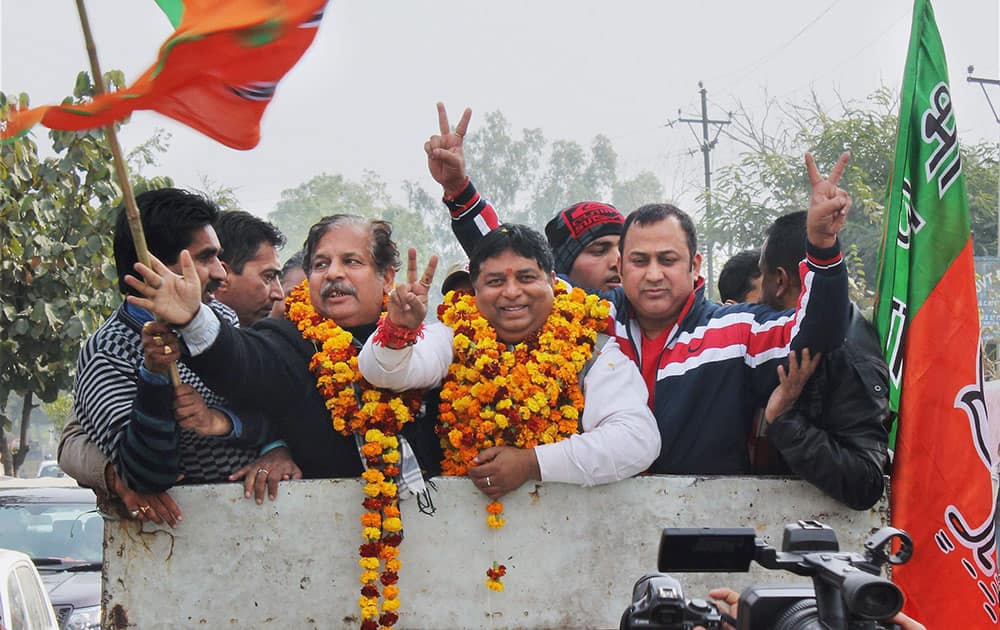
[1, 0, 997, 221]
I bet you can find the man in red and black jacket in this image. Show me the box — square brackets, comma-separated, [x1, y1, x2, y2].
[425, 104, 852, 475]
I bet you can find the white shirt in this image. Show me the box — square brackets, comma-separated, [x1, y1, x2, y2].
[359, 321, 660, 487]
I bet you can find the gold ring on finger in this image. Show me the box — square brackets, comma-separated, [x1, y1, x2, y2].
[163, 345, 172, 355]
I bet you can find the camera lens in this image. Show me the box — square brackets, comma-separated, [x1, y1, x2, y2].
[841, 572, 904, 619]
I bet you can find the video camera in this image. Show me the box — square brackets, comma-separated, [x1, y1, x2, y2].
[621, 519, 913, 630]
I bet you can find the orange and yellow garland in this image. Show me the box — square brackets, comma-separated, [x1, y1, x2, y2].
[287, 279, 420, 630]
[436, 284, 610, 590]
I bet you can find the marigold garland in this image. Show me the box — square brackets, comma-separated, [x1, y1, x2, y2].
[436, 284, 610, 590]
[287, 279, 421, 629]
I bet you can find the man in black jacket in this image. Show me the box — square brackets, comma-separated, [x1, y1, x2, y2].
[756, 211, 889, 510]
[132, 215, 443, 486]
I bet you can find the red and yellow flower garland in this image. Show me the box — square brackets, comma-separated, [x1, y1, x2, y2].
[436, 284, 610, 590]
[287, 279, 420, 630]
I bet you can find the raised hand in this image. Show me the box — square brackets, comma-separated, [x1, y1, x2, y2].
[805, 152, 851, 249]
[124, 250, 202, 326]
[424, 102, 472, 197]
[387, 247, 439, 331]
[764, 348, 822, 423]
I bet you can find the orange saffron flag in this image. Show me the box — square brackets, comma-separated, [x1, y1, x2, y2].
[0, 0, 328, 150]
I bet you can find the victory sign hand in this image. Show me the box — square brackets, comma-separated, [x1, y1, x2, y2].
[425, 102, 472, 197]
[387, 248, 439, 331]
[805, 151, 851, 249]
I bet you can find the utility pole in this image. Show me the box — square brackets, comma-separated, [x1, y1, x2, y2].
[678, 82, 730, 298]
[967, 66, 1000, 255]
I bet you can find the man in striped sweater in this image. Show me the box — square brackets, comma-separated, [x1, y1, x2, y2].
[71, 189, 274, 524]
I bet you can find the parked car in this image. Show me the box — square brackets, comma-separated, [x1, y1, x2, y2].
[0, 548, 60, 630]
[0, 484, 102, 629]
[35, 461, 65, 479]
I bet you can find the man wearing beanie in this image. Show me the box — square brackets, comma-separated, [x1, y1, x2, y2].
[544, 202, 624, 291]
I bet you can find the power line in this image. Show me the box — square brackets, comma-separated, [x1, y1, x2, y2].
[706, 0, 843, 86]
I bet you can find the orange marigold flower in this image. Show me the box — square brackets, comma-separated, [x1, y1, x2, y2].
[486, 501, 504, 514]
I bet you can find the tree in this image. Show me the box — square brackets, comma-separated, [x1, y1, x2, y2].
[269, 171, 387, 253]
[0, 72, 144, 475]
[268, 170, 461, 274]
[708, 87, 999, 304]
[528, 135, 618, 227]
[405, 109, 665, 234]
[463, 110, 545, 214]
[613, 171, 666, 213]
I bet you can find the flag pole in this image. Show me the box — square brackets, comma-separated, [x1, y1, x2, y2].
[75, 0, 181, 387]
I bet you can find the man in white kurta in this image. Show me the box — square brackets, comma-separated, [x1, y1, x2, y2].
[359, 224, 659, 499]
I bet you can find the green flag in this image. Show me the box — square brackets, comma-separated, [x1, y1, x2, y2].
[874, 0, 995, 626]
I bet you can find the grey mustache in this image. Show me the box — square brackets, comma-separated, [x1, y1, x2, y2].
[321, 281, 356, 298]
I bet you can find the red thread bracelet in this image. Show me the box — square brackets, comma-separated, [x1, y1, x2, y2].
[373, 314, 424, 349]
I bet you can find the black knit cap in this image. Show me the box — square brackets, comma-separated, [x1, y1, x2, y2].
[544, 202, 625, 275]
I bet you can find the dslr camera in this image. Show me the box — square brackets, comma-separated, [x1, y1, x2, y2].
[621, 519, 912, 630]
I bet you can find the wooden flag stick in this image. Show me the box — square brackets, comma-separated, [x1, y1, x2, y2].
[75, 0, 181, 387]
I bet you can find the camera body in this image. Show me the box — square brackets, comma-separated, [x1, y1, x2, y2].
[622, 520, 913, 630]
[622, 573, 723, 629]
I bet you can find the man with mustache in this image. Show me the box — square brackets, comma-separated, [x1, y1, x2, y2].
[68, 188, 272, 526]
[131, 215, 442, 486]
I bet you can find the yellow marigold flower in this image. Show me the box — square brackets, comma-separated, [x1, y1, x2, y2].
[359, 595, 378, 609]
[383, 517, 403, 532]
[362, 527, 382, 540]
[363, 483, 381, 497]
[365, 428, 384, 443]
[361, 604, 379, 620]
[560, 405, 579, 421]
[386, 558, 402, 572]
[382, 450, 400, 464]
[486, 578, 504, 592]
[496, 399, 512, 411]
[360, 570, 378, 584]
[448, 428, 463, 448]
[380, 482, 397, 498]
[453, 333, 471, 350]
[359, 557, 380, 570]
[486, 514, 506, 529]
[380, 435, 398, 449]
[382, 598, 401, 612]
[383, 585, 400, 600]
[362, 469, 385, 484]
[333, 418, 346, 432]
